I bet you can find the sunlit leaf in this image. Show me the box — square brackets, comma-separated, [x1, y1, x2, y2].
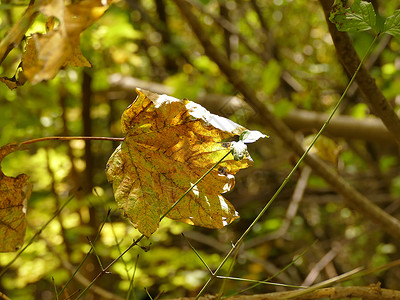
[106, 89, 266, 237]
[383, 10, 400, 39]
[330, 0, 376, 32]
[0, 77, 23, 90]
[304, 135, 341, 167]
[0, 143, 32, 252]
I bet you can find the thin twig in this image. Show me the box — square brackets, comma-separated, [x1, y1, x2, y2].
[42, 236, 124, 300]
[0, 196, 74, 278]
[108, 213, 131, 281]
[87, 237, 104, 270]
[247, 165, 312, 245]
[0, 291, 11, 300]
[127, 254, 139, 300]
[21, 136, 124, 146]
[229, 242, 317, 297]
[216, 276, 304, 289]
[76, 151, 232, 299]
[58, 210, 111, 297]
[181, 233, 213, 274]
[302, 244, 342, 286]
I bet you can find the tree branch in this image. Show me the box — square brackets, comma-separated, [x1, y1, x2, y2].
[173, 0, 400, 240]
[318, 0, 400, 146]
[106, 74, 395, 144]
[172, 285, 400, 300]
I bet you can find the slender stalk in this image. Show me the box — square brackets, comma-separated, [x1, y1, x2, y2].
[20, 136, 124, 146]
[76, 236, 145, 299]
[127, 254, 139, 300]
[58, 210, 111, 297]
[195, 34, 379, 299]
[216, 276, 305, 288]
[229, 241, 317, 297]
[182, 233, 213, 274]
[87, 238, 104, 270]
[160, 150, 232, 222]
[0, 196, 73, 278]
[76, 150, 232, 299]
[52, 277, 59, 300]
[145, 288, 154, 300]
[109, 214, 132, 281]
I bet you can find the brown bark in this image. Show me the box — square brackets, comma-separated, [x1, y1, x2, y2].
[82, 70, 94, 192]
[106, 75, 394, 144]
[319, 0, 400, 146]
[172, 285, 400, 300]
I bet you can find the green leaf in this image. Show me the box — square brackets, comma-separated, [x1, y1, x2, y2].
[261, 59, 282, 95]
[330, 0, 377, 33]
[383, 10, 400, 39]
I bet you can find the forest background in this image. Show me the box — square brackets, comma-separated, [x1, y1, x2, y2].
[1, 0, 400, 299]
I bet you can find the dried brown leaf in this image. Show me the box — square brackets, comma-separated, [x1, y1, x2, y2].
[106, 89, 265, 237]
[0, 143, 32, 252]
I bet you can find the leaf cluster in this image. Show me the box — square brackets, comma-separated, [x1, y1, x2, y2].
[330, 0, 400, 38]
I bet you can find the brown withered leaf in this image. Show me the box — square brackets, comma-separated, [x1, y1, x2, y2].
[0, 76, 23, 90]
[0, 143, 32, 252]
[304, 135, 341, 167]
[16, 0, 110, 85]
[22, 31, 72, 84]
[106, 89, 265, 237]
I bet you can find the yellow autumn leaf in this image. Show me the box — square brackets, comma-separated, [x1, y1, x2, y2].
[0, 143, 32, 252]
[106, 89, 266, 237]
[20, 0, 110, 84]
[304, 134, 341, 167]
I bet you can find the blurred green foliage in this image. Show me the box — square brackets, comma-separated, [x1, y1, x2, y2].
[1, 0, 400, 299]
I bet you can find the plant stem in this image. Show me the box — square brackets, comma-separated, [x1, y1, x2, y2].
[195, 34, 379, 299]
[159, 150, 232, 222]
[57, 210, 111, 297]
[20, 136, 124, 146]
[76, 150, 232, 299]
[76, 236, 145, 300]
[0, 195, 73, 278]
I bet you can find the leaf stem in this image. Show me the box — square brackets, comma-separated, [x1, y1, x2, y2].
[215, 275, 305, 289]
[58, 210, 111, 297]
[195, 34, 379, 299]
[76, 150, 232, 299]
[159, 150, 232, 222]
[0, 195, 73, 278]
[87, 237, 104, 270]
[76, 235, 145, 300]
[127, 254, 139, 300]
[52, 277, 59, 300]
[228, 241, 317, 297]
[181, 233, 213, 274]
[20, 136, 124, 146]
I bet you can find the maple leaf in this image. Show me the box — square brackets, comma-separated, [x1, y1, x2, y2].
[0, 143, 32, 252]
[106, 89, 266, 237]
